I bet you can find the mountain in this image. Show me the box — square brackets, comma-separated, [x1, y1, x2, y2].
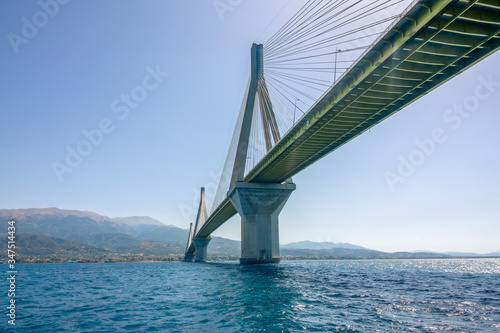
[112, 216, 166, 227]
[280, 241, 452, 259]
[412, 249, 500, 257]
[134, 225, 189, 245]
[442, 251, 500, 257]
[1, 209, 494, 261]
[442, 252, 485, 257]
[0, 208, 240, 260]
[281, 247, 385, 258]
[0, 207, 187, 243]
[281, 248, 450, 259]
[282, 242, 498, 259]
[0, 207, 112, 222]
[282, 241, 368, 251]
[0, 208, 135, 238]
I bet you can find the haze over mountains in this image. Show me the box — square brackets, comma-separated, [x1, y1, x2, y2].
[0, 208, 498, 261]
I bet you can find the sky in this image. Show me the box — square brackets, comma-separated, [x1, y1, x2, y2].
[1, 0, 499, 254]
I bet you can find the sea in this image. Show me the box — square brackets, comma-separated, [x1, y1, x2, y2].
[2, 259, 499, 332]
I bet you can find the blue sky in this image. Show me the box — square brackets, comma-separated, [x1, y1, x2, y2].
[1, 0, 499, 253]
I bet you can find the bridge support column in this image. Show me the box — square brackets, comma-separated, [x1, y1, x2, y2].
[193, 237, 211, 262]
[228, 181, 295, 264]
[183, 253, 195, 262]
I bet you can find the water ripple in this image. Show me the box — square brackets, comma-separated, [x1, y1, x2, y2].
[1, 259, 499, 332]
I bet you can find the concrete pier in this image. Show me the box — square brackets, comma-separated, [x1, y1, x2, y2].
[183, 253, 195, 262]
[193, 237, 211, 262]
[228, 181, 295, 264]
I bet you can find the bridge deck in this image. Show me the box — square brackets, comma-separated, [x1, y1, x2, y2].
[194, 198, 237, 241]
[246, 0, 500, 183]
[195, 0, 500, 239]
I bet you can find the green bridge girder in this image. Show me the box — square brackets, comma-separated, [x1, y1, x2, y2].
[195, 0, 500, 239]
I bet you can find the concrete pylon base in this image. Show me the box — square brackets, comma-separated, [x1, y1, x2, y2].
[240, 257, 281, 264]
[193, 237, 211, 262]
[183, 253, 195, 262]
[228, 181, 296, 264]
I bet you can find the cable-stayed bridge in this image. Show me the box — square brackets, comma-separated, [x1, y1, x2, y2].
[184, 0, 500, 264]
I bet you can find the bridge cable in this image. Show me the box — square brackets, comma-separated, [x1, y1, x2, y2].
[265, 0, 404, 57]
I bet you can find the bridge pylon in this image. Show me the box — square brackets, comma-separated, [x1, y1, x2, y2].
[227, 43, 295, 264]
[193, 237, 211, 262]
[183, 223, 195, 262]
[183, 188, 212, 262]
[229, 182, 295, 264]
[192, 187, 211, 262]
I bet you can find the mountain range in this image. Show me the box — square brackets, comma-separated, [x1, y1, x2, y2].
[1, 208, 498, 262]
[282, 240, 369, 250]
[0, 208, 238, 261]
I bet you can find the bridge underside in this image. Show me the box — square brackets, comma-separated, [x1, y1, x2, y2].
[195, 0, 500, 240]
[196, 198, 237, 239]
[247, 0, 500, 183]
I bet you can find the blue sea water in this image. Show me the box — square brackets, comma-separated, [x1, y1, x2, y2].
[2, 259, 500, 332]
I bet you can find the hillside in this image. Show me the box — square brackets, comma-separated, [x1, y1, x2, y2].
[0, 208, 239, 261]
[0, 233, 111, 260]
